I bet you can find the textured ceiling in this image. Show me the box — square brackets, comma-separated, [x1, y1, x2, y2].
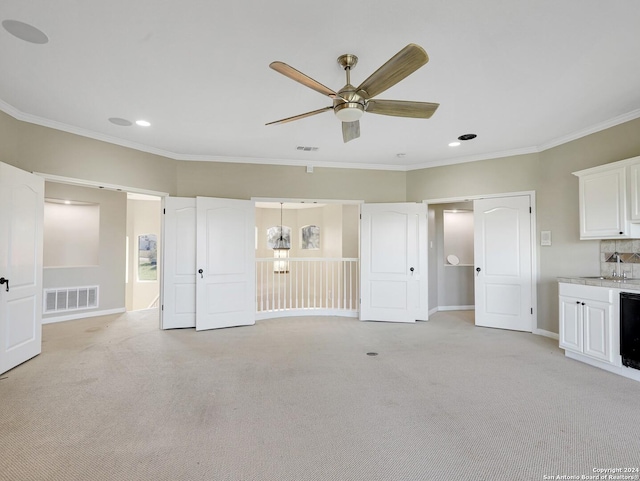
[1, 0, 639, 170]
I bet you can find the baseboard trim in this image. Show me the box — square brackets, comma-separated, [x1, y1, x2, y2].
[533, 329, 559, 340]
[428, 307, 438, 317]
[256, 309, 359, 321]
[43, 307, 126, 324]
[438, 305, 475, 311]
[565, 350, 640, 382]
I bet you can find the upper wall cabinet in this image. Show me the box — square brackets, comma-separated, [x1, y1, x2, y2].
[573, 155, 640, 240]
[629, 162, 640, 222]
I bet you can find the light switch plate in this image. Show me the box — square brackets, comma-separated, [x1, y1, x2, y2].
[541, 230, 551, 246]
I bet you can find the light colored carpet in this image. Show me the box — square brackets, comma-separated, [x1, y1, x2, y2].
[1, 310, 639, 481]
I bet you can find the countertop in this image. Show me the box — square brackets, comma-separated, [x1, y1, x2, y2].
[558, 277, 640, 290]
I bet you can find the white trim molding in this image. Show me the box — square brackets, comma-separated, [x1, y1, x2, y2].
[43, 307, 126, 324]
[438, 305, 475, 311]
[533, 329, 559, 340]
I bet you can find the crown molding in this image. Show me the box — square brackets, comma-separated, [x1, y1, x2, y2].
[2, 99, 640, 173]
[538, 108, 640, 152]
[405, 146, 540, 171]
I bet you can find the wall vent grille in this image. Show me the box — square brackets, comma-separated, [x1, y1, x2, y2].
[44, 286, 99, 313]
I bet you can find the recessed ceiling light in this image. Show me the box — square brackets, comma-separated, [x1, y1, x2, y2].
[136, 120, 151, 127]
[64, 200, 71, 205]
[448, 142, 461, 147]
[2, 19, 49, 44]
[109, 117, 132, 127]
[458, 133, 477, 141]
[396, 153, 406, 158]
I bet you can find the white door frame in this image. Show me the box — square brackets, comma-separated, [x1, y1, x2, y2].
[33, 172, 169, 327]
[423, 190, 539, 333]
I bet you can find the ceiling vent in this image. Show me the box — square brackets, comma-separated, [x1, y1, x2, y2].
[296, 146, 319, 152]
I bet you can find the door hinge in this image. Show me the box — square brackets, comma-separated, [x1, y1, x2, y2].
[162, 305, 164, 311]
[163, 208, 166, 214]
[531, 308, 533, 314]
[529, 207, 532, 214]
[359, 214, 362, 219]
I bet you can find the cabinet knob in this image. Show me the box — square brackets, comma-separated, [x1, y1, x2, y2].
[620, 232, 624, 235]
[576, 301, 580, 304]
[581, 302, 585, 305]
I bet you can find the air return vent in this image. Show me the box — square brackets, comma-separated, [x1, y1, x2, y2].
[44, 286, 98, 313]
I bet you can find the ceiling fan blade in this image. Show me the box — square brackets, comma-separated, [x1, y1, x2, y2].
[266, 106, 333, 126]
[270, 61, 337, 99]
[342, 120, 360, 143]
[356, 44, 429, 99]
[366, 99, 439, 118]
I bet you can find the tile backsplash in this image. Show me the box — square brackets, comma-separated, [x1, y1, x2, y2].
[600, 240, 640, 277]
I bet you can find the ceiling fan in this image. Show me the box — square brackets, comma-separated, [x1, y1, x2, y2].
[266, 43, 439, 143]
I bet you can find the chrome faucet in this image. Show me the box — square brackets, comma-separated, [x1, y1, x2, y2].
[614, 252, 624, 278]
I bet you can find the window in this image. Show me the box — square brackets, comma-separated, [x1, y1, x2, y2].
[138, 234, 157, 281]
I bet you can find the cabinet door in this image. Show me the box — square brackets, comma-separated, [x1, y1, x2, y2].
[579, 168, 627, 238]
[559, 296, 582, 353]
[629, 163, 640, 222]
[583, 300, 613, 363]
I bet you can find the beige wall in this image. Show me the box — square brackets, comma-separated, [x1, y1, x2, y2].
[1, 111, 178, 195]
[5, 109, 640, 334]
[407, 117, 640, 333]
[176, 161, 406, 202]
[43, 182, 126, 319]
[0, 109, 20, 161]
[342, 205, 360, 258]
[3, 110, 405, 201]
[44, 202, 100, 267]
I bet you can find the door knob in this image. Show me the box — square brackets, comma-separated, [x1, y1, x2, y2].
[198, 269, 203, 279]
[476, 267, 481, 277]
[410, 267, 414, 272]
[0, 277, 8, 292]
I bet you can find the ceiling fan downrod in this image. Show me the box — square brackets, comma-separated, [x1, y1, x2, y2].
[335, 54, 364, 122]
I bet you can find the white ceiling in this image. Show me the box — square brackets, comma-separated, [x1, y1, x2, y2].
[1, 1, 639, 171]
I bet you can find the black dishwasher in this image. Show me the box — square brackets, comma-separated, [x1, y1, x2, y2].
[620, 292, 640, 370]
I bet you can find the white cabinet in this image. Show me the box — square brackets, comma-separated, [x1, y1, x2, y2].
[629, 162, 640, 222]
[559, 283, 614, 364]
[577, 167, 627, 239]
[573, 155, 640, 239]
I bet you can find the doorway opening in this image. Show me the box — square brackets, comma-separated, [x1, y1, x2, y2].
[425, 191, 538, 333]
[37, 173, 167, 325]
[254, 200, 360, 319]
[427, 201, 475, 316]
[125, 193, 162, 312]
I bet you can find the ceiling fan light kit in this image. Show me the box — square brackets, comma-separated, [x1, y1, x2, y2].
[267, 43, 439, 143]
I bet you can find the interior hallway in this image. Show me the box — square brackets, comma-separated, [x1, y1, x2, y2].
[2, 311, 639, 480]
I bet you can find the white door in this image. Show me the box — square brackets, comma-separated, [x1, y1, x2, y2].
[360, 203, 428, 323]
[0, 162, 44, 374]
[161, 197, 197, 329]
[474, 195, 532, 331]
[196, 197, 255, 331]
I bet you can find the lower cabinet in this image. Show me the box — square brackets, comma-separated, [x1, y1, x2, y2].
[559, 283, 614, 364]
